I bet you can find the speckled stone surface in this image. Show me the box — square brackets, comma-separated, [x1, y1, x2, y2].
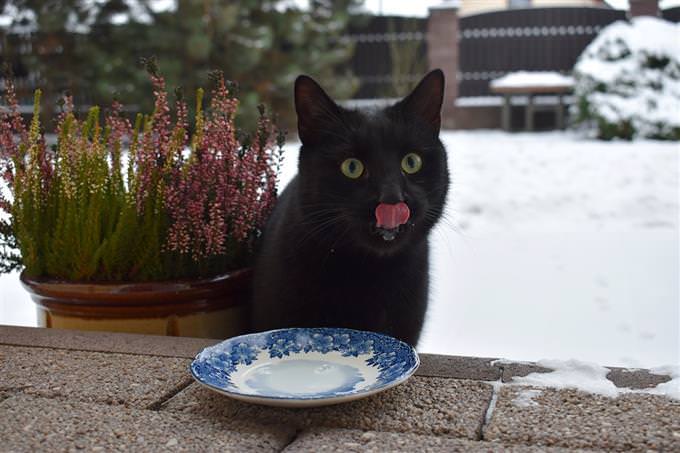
[0, 394, 295, 452]
[2, 326, 678, 452]
[163, 377, 493, 439]
[283, 428, 591, 452]
[485, 386, 680, 451]
[0, 325, 217, 359]
[499, 361, 552, 383]
[606, 368, 672, 390]
[0, 390, 14, 403]
[417, 354, 500, 381]
[0, 326, 501, 381]
[0, 345, 192, 408]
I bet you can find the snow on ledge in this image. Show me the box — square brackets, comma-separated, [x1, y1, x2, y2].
[491, 71, 575, 89]
[510, 359, 680, 400]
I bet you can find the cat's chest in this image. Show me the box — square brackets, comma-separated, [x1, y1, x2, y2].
[305, 252, 419, 298]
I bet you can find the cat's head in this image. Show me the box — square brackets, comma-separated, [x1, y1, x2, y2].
[294, 70, 449, 256]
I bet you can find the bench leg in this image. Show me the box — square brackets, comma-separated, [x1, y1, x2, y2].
[525, 94, 534, 132]
[502, 95, 511, 132]
[557, 94, 565, 130]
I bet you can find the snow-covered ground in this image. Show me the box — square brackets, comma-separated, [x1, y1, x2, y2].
[1, 131, 678, 370]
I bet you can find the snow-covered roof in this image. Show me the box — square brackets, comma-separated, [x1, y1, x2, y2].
[429, 1, 462, 11]
[490, 71, 575, 90]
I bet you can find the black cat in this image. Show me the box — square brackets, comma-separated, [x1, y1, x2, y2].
[251, 70, 449, 346]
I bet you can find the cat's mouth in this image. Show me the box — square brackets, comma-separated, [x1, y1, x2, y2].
[373, 202, 410, 241]
[371, 224, 408, 242]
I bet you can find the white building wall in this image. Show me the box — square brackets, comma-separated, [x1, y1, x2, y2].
[459, 0, 605, 17]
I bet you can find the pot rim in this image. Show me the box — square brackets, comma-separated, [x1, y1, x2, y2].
[20, 268, 253, 316]
[20, 268, 251, 290]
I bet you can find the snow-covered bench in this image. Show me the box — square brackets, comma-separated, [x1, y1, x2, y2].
[490, 71, 574, 131]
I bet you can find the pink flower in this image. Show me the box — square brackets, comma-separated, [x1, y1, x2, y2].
[1, 67, 284, 278]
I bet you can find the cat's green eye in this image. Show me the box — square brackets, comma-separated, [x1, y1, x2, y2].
[341, 158, 364, 179]
[401, 153, 422, 174]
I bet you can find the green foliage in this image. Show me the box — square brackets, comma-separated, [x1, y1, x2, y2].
[1, 0, 362, 129]
[1, 69, 283, 282]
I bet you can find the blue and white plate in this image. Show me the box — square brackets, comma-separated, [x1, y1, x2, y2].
[190, 327, 419, 407]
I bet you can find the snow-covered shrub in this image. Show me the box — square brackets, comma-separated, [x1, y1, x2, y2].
[572, 17, 680, 140]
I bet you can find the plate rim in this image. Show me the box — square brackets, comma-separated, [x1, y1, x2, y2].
[189, 327, 420, 404]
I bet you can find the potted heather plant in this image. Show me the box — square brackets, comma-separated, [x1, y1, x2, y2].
[0, 60, 284, 338]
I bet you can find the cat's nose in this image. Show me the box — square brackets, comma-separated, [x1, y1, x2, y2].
[378, 185, 404, 204]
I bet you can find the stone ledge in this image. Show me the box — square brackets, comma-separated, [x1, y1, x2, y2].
[417, 354, 500, 380]
[0, 325, 501, 381]
[0, 344, 192, 409]
[605, 367, 673, 390]
[0, 394, 295, 452]
[0, 325, 217, 360]
[1, 326, 677, 451]
[283, 428, 591, 452]
[0, 326, 673, 392]
[0, 390, 14, 403]
[162, 377, 493, 440]
[484, 386, 680, 451]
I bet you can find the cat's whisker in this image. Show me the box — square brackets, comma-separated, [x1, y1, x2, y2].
[427, 212, 470, 252]
[297, 210, 351, 229]
[320, 222, 354, 268]
[294, 218, 340, 249]
[293, 208, 359, 251]
[298, 208, 346, 222]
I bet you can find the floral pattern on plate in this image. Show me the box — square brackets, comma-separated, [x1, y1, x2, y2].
[190, 327, 419, 407]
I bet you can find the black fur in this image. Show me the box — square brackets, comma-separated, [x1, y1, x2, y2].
[251, 70, 449, 346]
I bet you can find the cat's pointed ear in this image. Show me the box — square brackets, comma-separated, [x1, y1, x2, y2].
[395, 69, 445, 135]
[295, 75, 343, 146]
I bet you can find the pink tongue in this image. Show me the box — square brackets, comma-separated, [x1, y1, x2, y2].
[375, 202, 410, 229]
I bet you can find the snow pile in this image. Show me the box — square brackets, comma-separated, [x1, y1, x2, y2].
[572, 17, 680, 140]
[511, 359, 680, 400]
[513, 359, 621, 397]
[512, 388, 542, 407]
[646, 365, 680, 400]
[491, 71, 574, 90]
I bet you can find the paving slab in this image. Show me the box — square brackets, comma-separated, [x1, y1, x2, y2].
[0, 390, 14, 403]
[163, 376, 493, 439]
[499, 361, 552, 383]
[0, 345, 192, 408]
[0, 325, 217, 359]
[605, 368, 672, 390]
[417, 354, 500, 381]
[0, 393, 295, 452]
[0, 327, 501, 382]
[484, 385, 680, 451]
[283, 428, 592, 452]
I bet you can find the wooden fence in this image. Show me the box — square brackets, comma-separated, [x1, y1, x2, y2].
[3, 7, 679, 106]
[346, 15, 428, 99]
[458, 7, 627, 98]
[662, 6, 680, 21]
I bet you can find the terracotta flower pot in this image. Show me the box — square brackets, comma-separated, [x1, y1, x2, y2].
[20, 269, 252, 338]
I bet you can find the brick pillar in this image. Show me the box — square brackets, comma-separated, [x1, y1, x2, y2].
[629, 0, 659, 17]
[427, 2, 459, 129]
